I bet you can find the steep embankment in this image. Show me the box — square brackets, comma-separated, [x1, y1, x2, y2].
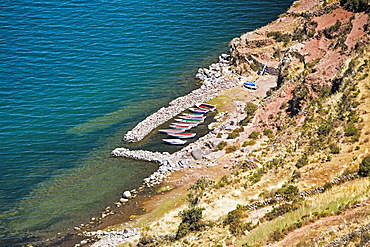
[83, 0, 370, 246]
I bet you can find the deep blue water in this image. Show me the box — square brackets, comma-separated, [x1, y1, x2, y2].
[0, 0, 293, 245]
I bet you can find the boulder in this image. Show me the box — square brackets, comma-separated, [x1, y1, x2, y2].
[191, 148, 203, 160]
[122, 191, 131, 199]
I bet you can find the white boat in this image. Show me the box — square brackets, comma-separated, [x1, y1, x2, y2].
[169, 125, 193, 130]
[175, 118, 204, 123]
[162, 139, 187, 145]
[182, 113, 204, 117]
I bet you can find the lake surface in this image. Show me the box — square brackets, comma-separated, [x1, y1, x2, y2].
[0, 0, 293, 245]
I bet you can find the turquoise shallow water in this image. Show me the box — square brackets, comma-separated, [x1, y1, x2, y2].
[0, 0, 292, 245]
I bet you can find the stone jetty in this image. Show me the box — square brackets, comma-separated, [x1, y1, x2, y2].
[123, 54, 240, 142]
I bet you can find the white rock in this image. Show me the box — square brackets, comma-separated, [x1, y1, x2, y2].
[122, 191, 131, 199]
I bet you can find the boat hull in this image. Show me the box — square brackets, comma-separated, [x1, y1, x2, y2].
[196, 103, 216, 111]
[168, 133, 196, 139]
[169, 125, 193, 130]
[178, 116, 206, 120]
[243, 81, 258, 90]
[174, 118, 203, 123]
[189, 107, 209, 114]
[158, 129, 185, 133]
[162, 139, 187, 145]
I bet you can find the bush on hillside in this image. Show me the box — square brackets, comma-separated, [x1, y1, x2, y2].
[248, 131, 261, 140]
[241, 102, 258, 125]
[358, 156, 370, 177]
[176, 207, 205, 239]
[276, 184, 299, 200]
[340, 0, 370, 12]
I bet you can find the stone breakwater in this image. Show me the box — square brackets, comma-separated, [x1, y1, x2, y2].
[123, 54, 240, 142]
[111, 147, 194, 187]
[112, 129, 222, 186]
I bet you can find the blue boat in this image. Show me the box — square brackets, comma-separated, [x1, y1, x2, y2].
[243, 81, 258, 90]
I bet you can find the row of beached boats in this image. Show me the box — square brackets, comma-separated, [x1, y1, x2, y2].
[159, 103, 216, 145]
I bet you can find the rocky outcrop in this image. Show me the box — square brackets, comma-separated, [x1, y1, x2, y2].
[323, 223, 370, 247]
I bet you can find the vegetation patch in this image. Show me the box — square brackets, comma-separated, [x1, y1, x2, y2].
[175, 207, 205, 239]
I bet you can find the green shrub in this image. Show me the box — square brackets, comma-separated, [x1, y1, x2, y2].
[267, 31, 291, 43]
[176, 207, 205, 239]
[273, 49, 281, 58]
[223, 208, 252, 235]
[225, 145, 239, 153]
[189, 177, 214, 191]
[340, 0, 370, 12]
[344, 123, 359, 136]
[248, 131, 261, 140]
[322, 20, 341, 39]
[228, 127, 243, 139]
[329, 143, 341, 154]
[242, 140, 256, 146]
[245, 102, 258, 115]
[250, 62, 260, 71]
[241, 103, 258, 125]
[276, 184, 299, 200]
[249, 168, 266, 184]
[359, 156, 370, 177]
[261, 203, 299, 222]
[228, 131, 240, 139]
[317, 120, 333, 137]
[263, 128, 274, 138]
[217, 141, 227, 150]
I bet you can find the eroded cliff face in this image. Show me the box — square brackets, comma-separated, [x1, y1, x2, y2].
[228, 0, 369, 89]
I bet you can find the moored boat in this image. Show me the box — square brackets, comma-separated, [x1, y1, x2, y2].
[170, 122, 199, 128]
[182, 113, 204, 117]
[162, 139, 187, 145]
[168, 132, 196, 138]
[196, 103, 216, 111]
[169, 125, 193, 130]
[174, 118, 203, 123]
[243, 81, 258, 90]
[178, 115, 206, 120]
[158, 129, 186, 133]
[189, 107, 209, 114]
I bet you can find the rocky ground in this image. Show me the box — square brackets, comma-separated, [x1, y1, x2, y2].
[68, 0, 370, 246]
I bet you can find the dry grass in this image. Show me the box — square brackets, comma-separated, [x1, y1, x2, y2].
[238, 178, 370, 246]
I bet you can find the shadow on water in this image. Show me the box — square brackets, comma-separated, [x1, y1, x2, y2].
[122, 110, 217, 154]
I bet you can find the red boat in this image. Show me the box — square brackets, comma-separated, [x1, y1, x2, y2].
[167, 132, 196, 139]
[189, 107, 209, 114]
[196, 103, 216, 111]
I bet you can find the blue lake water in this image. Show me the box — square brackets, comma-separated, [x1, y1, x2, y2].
[0, 0, 293, 245]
